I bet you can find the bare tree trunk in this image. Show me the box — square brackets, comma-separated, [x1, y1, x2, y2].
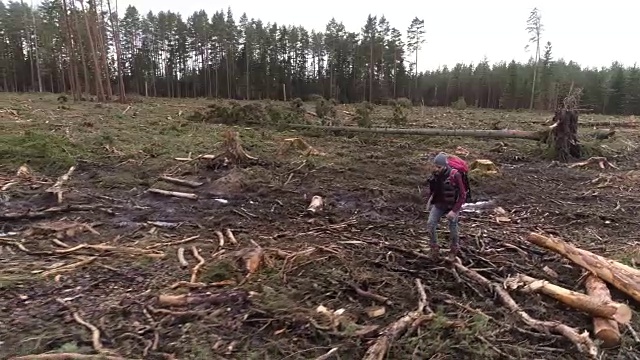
[105, 0, 125, 103]
[96, 0, 113, 99]
[60, 0, 80, 99]
[29, 0, 43, 92]
[78, 0, 105, 101]
[70, 1, 90, 96]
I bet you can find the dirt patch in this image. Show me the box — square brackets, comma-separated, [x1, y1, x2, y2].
[0, 94, 639, 360]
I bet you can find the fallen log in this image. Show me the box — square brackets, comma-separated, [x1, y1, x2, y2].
[287, 124, 547, 140]
[526, 232, 640, 303]
[505, 274, 631, 324]
[585, 274, 621, 348]
[452, 260, 598, 358]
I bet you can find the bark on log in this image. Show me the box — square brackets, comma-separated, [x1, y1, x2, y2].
[287, 124, 547, 140]
[526, 232, 640, 303]
[506, 274, 631, 324]
[585, 274, 621, 348]
[453, 260, 598, 358]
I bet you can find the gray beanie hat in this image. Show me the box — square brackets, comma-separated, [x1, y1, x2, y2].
[434, 152, 449, 167]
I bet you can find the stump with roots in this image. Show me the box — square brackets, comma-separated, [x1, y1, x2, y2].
[549, 109, 581, 161]
[210, 130, 257, 168]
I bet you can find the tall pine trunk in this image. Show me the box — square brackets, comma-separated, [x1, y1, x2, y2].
[106, 0, 125, 103]
[78, 0, 105, 101]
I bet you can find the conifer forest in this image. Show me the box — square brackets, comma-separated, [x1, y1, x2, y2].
[0, 1, 638, 114]
[1, 3, 640, 360]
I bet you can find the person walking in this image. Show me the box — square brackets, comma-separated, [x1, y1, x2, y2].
[425, 152, 468, 260]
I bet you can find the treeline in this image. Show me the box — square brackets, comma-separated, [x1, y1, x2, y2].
[0, 1, 639, 114]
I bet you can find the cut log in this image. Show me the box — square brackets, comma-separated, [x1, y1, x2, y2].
[287, 124, 548, 140]
[526, 232, 640, 303]
[307, 195, 323, 213]
[505, 274, 631, 324]
[585, 274, 621, 348]
[453, 261, 598, 359]
[452, 260, 598, 358]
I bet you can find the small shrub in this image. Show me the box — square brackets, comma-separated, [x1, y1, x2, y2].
[389, 103, 409, 126]
[453, 97, 467, 110]
[355, 101, 374, 128]
[397, 97, 413, 108]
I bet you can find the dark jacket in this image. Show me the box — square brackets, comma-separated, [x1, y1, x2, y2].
[428, 168, 467, 213]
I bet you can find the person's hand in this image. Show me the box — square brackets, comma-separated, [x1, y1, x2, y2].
[446, 211, 458, 220]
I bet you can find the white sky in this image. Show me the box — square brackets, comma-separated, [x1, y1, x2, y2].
[112, 0, 638, 71]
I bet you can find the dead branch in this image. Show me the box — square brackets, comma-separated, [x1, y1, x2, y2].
[348, 282, 391, 305]
[189, 246, 205, 283]
[225, 228, 238, 245]
[568, 157, 618, 169]
[215, 230, 225, 247]
[156, 290, 249, 307]
[0, 204, 104, 221]
[278, 137, 326, 156]
[452, 261, 598, 358]
[55, 244, 165, 258]
[41, 256, 98, 277]
[147, 188, 198, 200]
[55, 298, 115, 356]
[505, 274, 631, 324]
[8, 353, 132, 360]
[362, 279, 430, 360]
[314, 348, 339, 360]
[169, 279, 236, 289]
[159, 175, 203, 188]
[177, 247, 188, 268]
[145, 235, 200, 249]
[46, 165, 76, 203]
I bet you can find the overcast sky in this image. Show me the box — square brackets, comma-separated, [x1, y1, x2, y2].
[114, 0, 638, 71]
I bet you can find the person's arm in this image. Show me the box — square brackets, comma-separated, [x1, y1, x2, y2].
[451, 172, 467, 213]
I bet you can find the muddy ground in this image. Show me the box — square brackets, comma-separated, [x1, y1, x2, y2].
[0, 94, 639, 359]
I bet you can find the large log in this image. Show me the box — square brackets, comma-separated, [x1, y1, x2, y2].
[287, 124, 548, 140]
[526, 232, 640, 303]
[585, 274, 621, 348]
[452, 260, 598, 357]
[506, 274, 631, 324]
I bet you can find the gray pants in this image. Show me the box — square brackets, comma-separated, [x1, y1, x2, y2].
[427, 206, 459, 247]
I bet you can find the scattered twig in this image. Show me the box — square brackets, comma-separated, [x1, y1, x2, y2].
[361, 279, 431, 360]
[189, 246, 205, 283]
[42, 256, 98, 277]
[156, 290, 249, 307]
[215, 230, 225, 247]
[225, 228, 238, 245]
[8, 353, 133, 360]
[46, 165, 76, 203]
[55, 298, 116, 356]
[348, 282, 391, 305]
[177, 247, 188, 268]
[0, 204, 105, 221]
[146, 235, 200, 249]
[159, 175, 203, 188]
[147, 188, 198, 200]
[314, 347, 339, 360]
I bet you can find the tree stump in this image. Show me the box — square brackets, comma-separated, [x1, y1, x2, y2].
[550, 109, 581, 160]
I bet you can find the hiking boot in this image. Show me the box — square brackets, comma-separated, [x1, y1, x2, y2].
[430, 243, 440, 259]
[448, 243, 460, 261]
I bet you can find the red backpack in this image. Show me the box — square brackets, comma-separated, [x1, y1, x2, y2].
[446, 155, 472, 203]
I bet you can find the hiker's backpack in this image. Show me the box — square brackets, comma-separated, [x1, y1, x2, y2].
[447, 155, 472, 203]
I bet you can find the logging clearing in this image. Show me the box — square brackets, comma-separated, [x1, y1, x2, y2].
[1, 94, 639, 360]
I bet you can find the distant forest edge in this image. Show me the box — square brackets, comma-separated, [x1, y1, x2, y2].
[2, 1, 639, 115]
